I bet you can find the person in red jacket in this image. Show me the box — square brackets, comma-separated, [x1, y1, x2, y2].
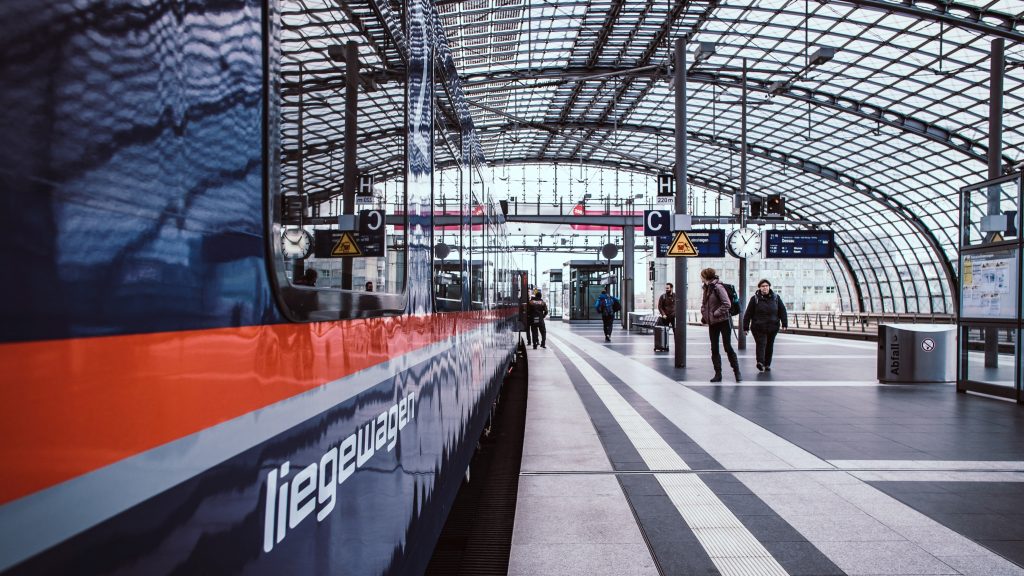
[700, 268, 740, 383]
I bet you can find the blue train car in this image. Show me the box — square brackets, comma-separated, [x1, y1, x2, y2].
[0, 0, 521, 573]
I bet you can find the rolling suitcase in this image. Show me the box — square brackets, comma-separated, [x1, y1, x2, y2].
[654, 325, 670, 352]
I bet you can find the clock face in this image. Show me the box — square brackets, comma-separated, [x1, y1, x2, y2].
[727, 227, 761, 258]
[281, 228, 312, 259]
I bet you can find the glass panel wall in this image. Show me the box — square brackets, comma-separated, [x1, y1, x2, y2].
[958, 173, 1024, 402]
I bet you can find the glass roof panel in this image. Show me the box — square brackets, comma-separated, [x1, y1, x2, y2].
[281, 0, 1021, 312]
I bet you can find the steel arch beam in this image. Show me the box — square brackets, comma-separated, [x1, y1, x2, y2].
[686, 70, 1016, 171]
[784, 206, 866, 314]
[536, 0, 630, 156]
[434, 156, 867, 311]
[307, 121, 957, 313]
[282, 67, 1015, 170]
[419, 155, 738, 196]
[564, 0, 721, 159]
[467, 123, 960, 313]
[458, 66, 1014, 169]
[834, 0, 1023, 43]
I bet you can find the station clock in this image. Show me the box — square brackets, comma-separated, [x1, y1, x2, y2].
[281, 228, 313, 259]
[726, 227, 761, 259]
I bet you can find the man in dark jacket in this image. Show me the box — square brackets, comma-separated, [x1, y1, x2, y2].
[595, 290, 618, 342]
[700, 268, 740, 382]
[657, 282, 676, 330]
[742, 278, 788, 372]
[528, 290, 548, 349]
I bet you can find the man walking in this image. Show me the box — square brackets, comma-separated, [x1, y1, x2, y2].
[528, 290, 548, 349]
[595, 289, 619, 342]
[658, 282, 676, 330]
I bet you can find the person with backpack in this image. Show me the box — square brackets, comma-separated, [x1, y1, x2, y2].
[528, 290, 549, 349]
[742, 278, 788, 372]
[700, 267, 741, 382]
[595, 289, 619, 342]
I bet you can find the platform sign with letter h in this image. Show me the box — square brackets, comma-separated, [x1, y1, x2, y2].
[357, 174, 374, 202]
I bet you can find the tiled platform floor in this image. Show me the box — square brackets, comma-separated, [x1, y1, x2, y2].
[509, 321, 1024, 576]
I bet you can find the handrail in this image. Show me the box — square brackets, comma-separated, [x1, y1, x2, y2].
[683, 310, 957, 338]
[678, 310, 1019, 345]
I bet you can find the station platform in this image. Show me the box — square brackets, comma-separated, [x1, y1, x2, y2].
[511, 322, 1024, 576]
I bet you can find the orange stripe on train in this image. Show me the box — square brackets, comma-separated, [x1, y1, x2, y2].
[0, 310, 513, 506]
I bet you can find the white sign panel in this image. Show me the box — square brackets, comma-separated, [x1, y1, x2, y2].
[961, 248, 1018, 320]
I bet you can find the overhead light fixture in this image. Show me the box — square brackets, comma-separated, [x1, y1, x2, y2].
[327, 45, 346, 62]
[808, 47, 836, 67]
[768, 79, 791, 96]
[694, 42, 717, 64]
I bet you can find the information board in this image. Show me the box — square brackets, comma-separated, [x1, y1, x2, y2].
[764, 230, 834, 258]
[656, 229, 725, 258]
[961, 248, 1018, 320]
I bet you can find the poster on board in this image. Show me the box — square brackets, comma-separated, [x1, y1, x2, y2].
[960, 248, 1018, 320]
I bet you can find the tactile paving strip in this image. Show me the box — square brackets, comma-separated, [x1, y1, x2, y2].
[556, 337, 789, 576]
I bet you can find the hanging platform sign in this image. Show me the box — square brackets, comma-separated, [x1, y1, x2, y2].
[764, 230, 834, 258]
[314, 229, 385, 258]
[665, 231, 698, 256]
[657, 229, 724, 257]
[644, 210, 671, 236]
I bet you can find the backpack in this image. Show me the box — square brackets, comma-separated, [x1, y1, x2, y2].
[722, 283, 740, 316]
[528, 300, 543, 325]
[611, 298, 621, 313]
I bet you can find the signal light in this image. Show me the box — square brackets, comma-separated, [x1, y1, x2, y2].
[749, 197, 763, 219]
[765, 194, 784, 218]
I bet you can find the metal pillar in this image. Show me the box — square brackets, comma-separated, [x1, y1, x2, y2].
[674, 38, 688, 368]
[622, 222, 634, 329]
[533, 251, 538, 291]
[342, 41, 359, 291]
[984, 38, 1004, 367]
[296, 63, 307, 283]
[737, 58, 748, 350]
[298, 63, 305, 218]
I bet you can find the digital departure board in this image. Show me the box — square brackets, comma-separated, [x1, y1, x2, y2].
[764, 230, 834, 258]
[656, 229, 725, 258]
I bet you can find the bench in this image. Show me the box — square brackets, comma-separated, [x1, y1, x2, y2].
[632, 313, 660, 334]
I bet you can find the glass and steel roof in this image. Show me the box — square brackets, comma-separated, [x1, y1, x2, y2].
[280, 0, 1023, 313]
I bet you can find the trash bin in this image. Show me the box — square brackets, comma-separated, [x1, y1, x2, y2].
[877, 324, 955, 383]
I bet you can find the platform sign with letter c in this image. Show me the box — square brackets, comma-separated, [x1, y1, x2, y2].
[357, 210, 385, 257]
[359, 210, 384, 234]
[644, 210, 670, 236]
[314, 211, 386, 258]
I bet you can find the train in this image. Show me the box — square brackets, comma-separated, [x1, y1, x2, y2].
[0, 0, 526, 574]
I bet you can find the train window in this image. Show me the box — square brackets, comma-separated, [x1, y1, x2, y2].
[271, 19, 408, 320]
[433, 173, 462, 311]
[433, 178, 464, 312]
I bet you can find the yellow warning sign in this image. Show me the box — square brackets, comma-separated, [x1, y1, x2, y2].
[666, 231, 698, 257]
[331, 232, 361, 256]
